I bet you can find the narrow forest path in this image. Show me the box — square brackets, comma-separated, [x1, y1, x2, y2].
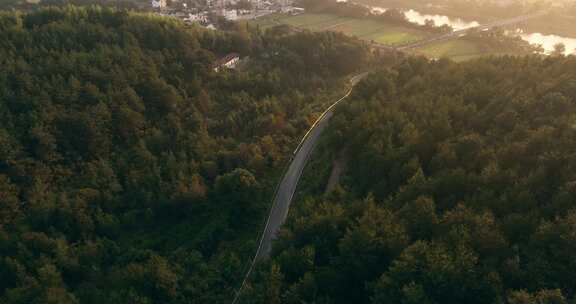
[325, 150, 347, 194]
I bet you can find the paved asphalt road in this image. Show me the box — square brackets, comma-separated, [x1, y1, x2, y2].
[231, 12, 546, 304]
[231, 74, 366, 304]
[256, 110, 334, 258]
[256, 73, 366, 260]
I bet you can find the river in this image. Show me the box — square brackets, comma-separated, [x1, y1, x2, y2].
[519, 32, 576, 55]
[368, 6, 479, 30]
[403, 9, 480, 31]
[368, 5, 576, 55]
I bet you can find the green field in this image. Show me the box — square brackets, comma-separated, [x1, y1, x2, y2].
[415, 39, 484, 62]
[252, 13, 515, 61]
[254, 13, 429, 46]
[414, 38, 517, 62]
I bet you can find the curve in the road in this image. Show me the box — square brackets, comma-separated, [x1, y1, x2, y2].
[231, 73, 366, 304]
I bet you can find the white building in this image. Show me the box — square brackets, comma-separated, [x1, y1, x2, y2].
[213, 53, 241, 72]
[281, 6, 304, 15]
[223, 9, 238, 20]
[152, 0, 167, 9]
[185, 13, 209, 24]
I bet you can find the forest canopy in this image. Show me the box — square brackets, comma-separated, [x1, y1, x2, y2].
[0, 6, 373, 303]
[5, 3, 576, 304]
[243, 55, 576, 304]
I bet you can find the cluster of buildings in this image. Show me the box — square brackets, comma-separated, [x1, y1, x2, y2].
[150, 0, 303, 73]
[151, 0, 303, 25]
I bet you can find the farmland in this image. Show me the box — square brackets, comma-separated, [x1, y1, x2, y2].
[415, 39, 484, 62]
[253, 13, 428, 46]
[252, 13, 513, 61]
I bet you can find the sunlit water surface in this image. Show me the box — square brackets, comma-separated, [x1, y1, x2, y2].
[403, 9, 480, 30]
[519, 32, 576, 55]
[369, 6, 479, 30]
[368, 5, 576, 55]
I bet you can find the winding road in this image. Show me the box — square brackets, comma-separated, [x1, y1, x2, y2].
[230, 9, 550, 304]
[257, 73, 366, 259]
[231, 73, 367, 304]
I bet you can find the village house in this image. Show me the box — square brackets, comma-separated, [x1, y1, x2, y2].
[151, 0, 167, 9]
[213, 53, 241, 72]
[184, 12, 209, 24]
[281, 6, 304, 15]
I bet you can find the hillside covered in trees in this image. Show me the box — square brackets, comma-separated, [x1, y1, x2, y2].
[0, 6, 374, 303]
[245, 55, 576, 304]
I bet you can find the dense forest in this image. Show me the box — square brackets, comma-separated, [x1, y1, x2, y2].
[244, 55, 576, 304]
[0, 6, 374, 303]
[5, 3, 576, 304]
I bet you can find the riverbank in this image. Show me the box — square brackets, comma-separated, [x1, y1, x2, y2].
[355, 3, 576, 56]
[252, 12, 540, 61]
[353, 0, 498, 23]
[521, 13, 576, 38]
[358, 0, 576, 39]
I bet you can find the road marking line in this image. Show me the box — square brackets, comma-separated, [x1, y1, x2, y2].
[230, 72, 367, 304]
